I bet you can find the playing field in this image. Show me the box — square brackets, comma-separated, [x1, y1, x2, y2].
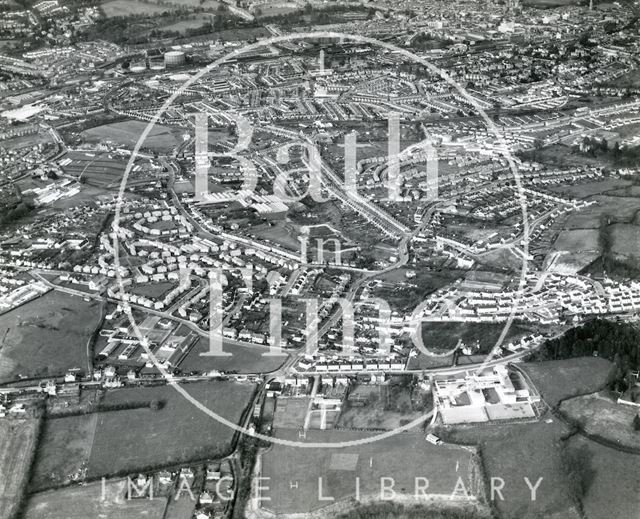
[0, 419, 40, 519]
[521, 357, 614, 407]
[25, 477, 168, 519]
[0, 291, 102, 383]
[261, 429, 482, 515]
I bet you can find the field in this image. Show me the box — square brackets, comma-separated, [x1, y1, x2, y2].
[0, 419, 40, 519]
[566, 436, 640, 519]
[521, 357, 614, 407]
[60, 151, 127, 189]
[250, 222, 301, 252]
[157, 15, 216, 35]
[0, 291, 102, 383]
[81, 120, 185, 153]
[559, 392, 639, 449]
[442, 420, 580, 519]
[610, 223, 640, 259]
[419, 322, 531, 355]
[101, 0, 178, 17]
[336, 380, 429, 430]
[178, 336, 287, 374]
[129, 281, 176, 299]
[261, 429, 482, 515]
[552, 229, 599, 253]
[24, 478, 168, 519]
[30, 381, 254, 485]
[30, 414, 98, 491]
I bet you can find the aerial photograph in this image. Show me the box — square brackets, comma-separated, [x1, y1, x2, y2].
[0, 0, 638, 518]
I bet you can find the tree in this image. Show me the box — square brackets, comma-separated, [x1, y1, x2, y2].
[149, 399, 164, 411]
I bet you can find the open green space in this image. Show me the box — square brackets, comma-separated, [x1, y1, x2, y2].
[0, 419, 40, 519]
[101, 0, 179, 18]
[522, 357, 614, 407]
[25, 477, 168, 519]
[559, 392, 639, 449]
[0, 291, 102, 383]
[31, 413, 98, 491]
[178, 336, 286, 374]
[336, 379, 430, 430]
[566, 436, 640, 519]
[30, 381, 254, 486]
[419, 321, 531, 355]
[81, 120, 185, 153]
[261, 429, 482, 515]
[441, 420, 580, 519]
[129, 281, 176, 299]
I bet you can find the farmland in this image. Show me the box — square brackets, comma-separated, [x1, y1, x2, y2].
[559, 392, 639, 449]
[81, 120, 185, 153]
[521, 357, 614, 407]
[0, 291, 102, 383]
[30, 414, 98, 491]
[566, 436, 640, 519]
[0, 419, 40, 519]
[261, 429, 483, 516]
[442, 420, 581, 519]
[24, 477, 168, 519]
[30, 381, 254, 485]
[610, 222, 640, 260]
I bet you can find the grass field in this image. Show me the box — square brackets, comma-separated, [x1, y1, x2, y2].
[261, 429, 482, 515]
[88, 381, 254, 477]
[0, 419, 40, 519]
[443, 420, 580, 519]
[566, 436, 640, 519]
[552, 229, 599, 253]
[30, 381, 254, 485]
[251, 222, 301, 252]
[129, 281, 176, 299]
[610, 223, 640, 259]
[521, 357, 614, 407]
[0, 291, 102, 383]
[25, 477, 168, 519]
[178, 336, 286, 374]
[419, 322, 530, 355]
[81, 120, 185, 153]
[560, 392, 639, 449]
[31, 414, 98, 491]
[101, 0, 178, 17]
